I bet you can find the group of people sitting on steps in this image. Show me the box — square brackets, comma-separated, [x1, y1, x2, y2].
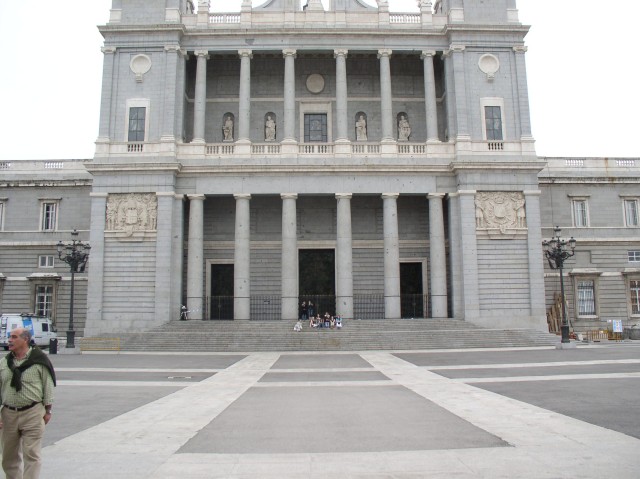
[293, 301, 343, 331]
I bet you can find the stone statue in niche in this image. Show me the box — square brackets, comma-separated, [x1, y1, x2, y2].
[223, 115, 234, 141]
[474, 192, 526, 233]
[355, 114, 367, 141]
[398, 114, 411, 141]
[265, 115, 276, 141]
[106, 193, 158, 236]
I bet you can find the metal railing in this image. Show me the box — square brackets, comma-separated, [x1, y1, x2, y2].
[251, 295, 281, 321]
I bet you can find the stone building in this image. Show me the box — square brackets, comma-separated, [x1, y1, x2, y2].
[0, 1, 637, 339]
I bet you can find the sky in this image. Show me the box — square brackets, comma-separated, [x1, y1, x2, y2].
[0, 0, 638, 161]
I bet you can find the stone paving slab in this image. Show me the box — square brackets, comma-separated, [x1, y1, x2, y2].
[259, 370, 389, 382]
[35, 348, 640, 478]
[432, 362, 640, 378]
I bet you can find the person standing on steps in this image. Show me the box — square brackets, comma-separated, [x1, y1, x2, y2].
[0, 327, 56, 479]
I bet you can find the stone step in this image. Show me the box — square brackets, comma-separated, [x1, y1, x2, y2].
[99, 319, 558, 352]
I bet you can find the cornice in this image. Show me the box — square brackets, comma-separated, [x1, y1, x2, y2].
[178, 164, 452, 176]
[450, 160, 547, 173]
[85, 163, 182, 174]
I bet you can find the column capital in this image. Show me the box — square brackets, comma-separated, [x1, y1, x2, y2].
[156, 191, 177, 197]
[449, 44, 466, 53]
[194, 49, 209, 58]
[334, 49, 348, 58]
[281, 193, 298, 200]
[282, 49, 297, 58]
[187, 194, 206, 201]
[89, 192, 109, 198]
[238, 49, 253, 58]
[427, 193, 446, 200]
[513, 45, 528, 54]
[377, 49, 393, 59]
[458, 190, 476, 196]
[335, 193, 352, 200]
[101, 46, 116, 54]
[381, 193, 399, 200]
[523, 190, 542, 196]
[234, 193, 252, 200]
[420, 50, 436, 59]
[164, 45, 181, 53]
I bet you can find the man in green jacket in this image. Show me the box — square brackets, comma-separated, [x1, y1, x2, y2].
[0, 327, 56, 479]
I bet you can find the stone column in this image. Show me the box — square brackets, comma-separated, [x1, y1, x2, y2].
[382, 193, 401, 319]
[174, 49, 187, 142]
[97, 47, 116, 142]
[282, 49, 297, 144]
[193, 50, 209, 143]
[513, 46, 533, 140]
[421, 50, 439, 143]
[447, 193, 464, 319]
[336, 194, 354, 319]
[155, 193, 175, 323]
[234, 194, 251, 320]
[187, 194, 205, 320]
[458, 190, 479, 320]
[442, 49, 457, 140]
[334, 49, 349, 144]
[428, 194, 448, 317]
[450, 45, 469, 140]
[524, 190, 547, 328]
[238, 49, 253, 143]
[378, 49, 394, 142]
[171, 194, 185, 321]
[85, 193, 107, 334]
[162, 46, 181, 143]
[281, 194, 298, 320]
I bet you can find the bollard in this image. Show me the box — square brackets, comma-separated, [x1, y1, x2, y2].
[49, 338, 58, 354]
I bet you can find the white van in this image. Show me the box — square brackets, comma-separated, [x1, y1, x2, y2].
[0, 313, 58, 350]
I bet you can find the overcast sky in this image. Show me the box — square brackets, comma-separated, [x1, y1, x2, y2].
[0, 0, 637, 161]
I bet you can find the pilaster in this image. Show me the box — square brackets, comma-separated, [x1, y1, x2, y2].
[155, 193, 175, 323]
[458, 190, 480, 320]
[97, 47, 117, 143]
[524, 190, 548, 329]
[85, 193, 108, 335]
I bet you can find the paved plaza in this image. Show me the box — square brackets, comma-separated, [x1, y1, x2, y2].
[22, 344, 640, 478]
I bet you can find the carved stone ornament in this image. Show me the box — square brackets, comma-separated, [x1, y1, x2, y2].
[130, 54, 152, 83]
[475, 192, 527, 237]
[106, 193, 158, 237]
[478, 54, 500, 81]
[306, 74, 325, 94]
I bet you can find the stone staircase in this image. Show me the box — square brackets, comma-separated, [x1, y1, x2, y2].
[107, 319, 559, 352]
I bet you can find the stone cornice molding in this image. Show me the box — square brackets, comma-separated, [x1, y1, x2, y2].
[377, 49, 392, 58]
[85, 163, 182, 175]
[282, 49, 297, 58]
[334, 49, 348, 58]
[450, 160, 547, 174]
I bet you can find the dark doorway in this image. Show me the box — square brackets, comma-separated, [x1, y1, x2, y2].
[299, 249, 335, 316]
[400, 262, 425, 318]
[210, 264, 234, 320]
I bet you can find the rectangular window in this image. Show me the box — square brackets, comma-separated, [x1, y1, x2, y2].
[484, 106, 503, 141]
[624, 199, 639, 227]
[41, 202, 57, 231]
[304, 114, 327, 142]
[38, 255, 54, 268]
[631, 280, 640, 315]
[35, 285, 53, 317]
[629, 251, 640, 262]
[577, 280, 596, 316]
[128, 106, 146, 142]
[572, 199, 588, 227]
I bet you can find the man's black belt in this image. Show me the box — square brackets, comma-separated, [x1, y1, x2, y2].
[3, 402, 39, 412]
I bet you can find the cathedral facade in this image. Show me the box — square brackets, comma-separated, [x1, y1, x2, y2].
[1, 1, 637, 339]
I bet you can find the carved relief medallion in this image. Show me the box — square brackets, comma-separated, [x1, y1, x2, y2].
[106, 193, 157, 236]
[475, 192, 526, 235]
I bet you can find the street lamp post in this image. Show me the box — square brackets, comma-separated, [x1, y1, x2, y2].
[57, 230, 91, 349]
[542, 226, 576, 344]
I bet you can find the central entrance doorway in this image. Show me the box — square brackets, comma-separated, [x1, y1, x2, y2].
[400, 262, 425, 318]
[299, 249, 336, 317]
